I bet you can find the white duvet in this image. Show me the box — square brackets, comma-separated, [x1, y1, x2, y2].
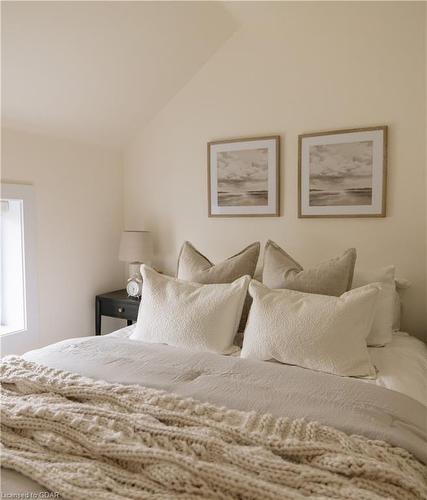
[112, 326, 427, 406]
[3, 326, 426, 496]
[97, 325, 427, 407]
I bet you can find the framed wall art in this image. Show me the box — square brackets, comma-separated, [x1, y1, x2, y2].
[208, 136, 280, 217]
[298, 126, 387, 218]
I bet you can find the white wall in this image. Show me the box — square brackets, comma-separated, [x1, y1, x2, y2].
[124, 2, 427, 339]
[1, 128, 125, 354]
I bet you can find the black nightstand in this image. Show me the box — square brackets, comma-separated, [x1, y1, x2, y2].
[95, 289, 141, 335]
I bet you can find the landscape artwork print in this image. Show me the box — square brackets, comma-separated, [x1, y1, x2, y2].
[217, 148, 268, 207]
[208, 136, 279, 217]
[309, 140, 373, 207]
[299, 127, 387, 218]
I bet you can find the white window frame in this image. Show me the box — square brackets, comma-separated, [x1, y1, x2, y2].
[1, 183, 39, 355]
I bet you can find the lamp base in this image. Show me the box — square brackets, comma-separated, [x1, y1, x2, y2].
[128, 262, 142, 280]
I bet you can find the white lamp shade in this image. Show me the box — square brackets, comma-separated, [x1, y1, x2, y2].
[119, 231, 153, 263]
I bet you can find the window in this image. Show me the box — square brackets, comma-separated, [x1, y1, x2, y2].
[1, 198, 26, 333]
[0, 183, 39, 354]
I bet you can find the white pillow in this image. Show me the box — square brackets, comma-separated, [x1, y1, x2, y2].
[352, 266, 395, 346]
[241, 281, 379, 378]
[392, 290, 401, 332]
[393, 278, 411, 332]
[130, 266, 250, 354]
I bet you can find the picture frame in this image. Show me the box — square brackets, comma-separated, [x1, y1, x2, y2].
[208, 136, 280, 217]
[298, 126, 387, 218]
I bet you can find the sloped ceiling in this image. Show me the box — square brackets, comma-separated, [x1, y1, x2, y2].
[1, 1, 236, 149]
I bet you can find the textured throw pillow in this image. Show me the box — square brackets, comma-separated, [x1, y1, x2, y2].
[241, 281, 379, 378]
[262, 240, 356, 296]
[131, 266, 250, 354]
[177, 241, 260, 283]
[352, 266, 395, 346]
[177, 241, 260, 338]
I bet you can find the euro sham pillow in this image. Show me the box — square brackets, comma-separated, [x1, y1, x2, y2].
[176, 241, 260, 337]
[262, 240, 356, 296]
[241, 281, 379, 378]
[352, 266, 395, 346]
[177, 240, 260, 283]
[131, 265, 250, 354]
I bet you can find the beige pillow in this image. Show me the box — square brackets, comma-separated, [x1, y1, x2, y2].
[262, 240, 356, 296]
[177, 241, 260, 340]
[241, 281, 379, 378]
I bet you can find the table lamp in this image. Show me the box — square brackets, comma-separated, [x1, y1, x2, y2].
[119, 230, 153, 279]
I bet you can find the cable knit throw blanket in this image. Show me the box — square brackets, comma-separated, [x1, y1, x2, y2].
[1, 356, 426, 500]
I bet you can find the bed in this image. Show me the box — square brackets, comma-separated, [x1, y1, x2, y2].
[2, 244, 427, 498]
[2, 325, 426, 498]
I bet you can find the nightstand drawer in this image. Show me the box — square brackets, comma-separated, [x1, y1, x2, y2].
[95, 289, 141, 335]
[100, 299, 139, 321]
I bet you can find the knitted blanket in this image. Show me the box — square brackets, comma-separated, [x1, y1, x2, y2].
[1, 356, 426, 500]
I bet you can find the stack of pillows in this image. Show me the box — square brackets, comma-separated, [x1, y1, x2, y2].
[130, 240, 400, 379]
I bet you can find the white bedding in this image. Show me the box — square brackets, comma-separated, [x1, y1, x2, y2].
[3, 326, 426, 496]
[111, 326, 427, 406]
[367, 331, 427, 406]
[3, 353, 426, 499]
